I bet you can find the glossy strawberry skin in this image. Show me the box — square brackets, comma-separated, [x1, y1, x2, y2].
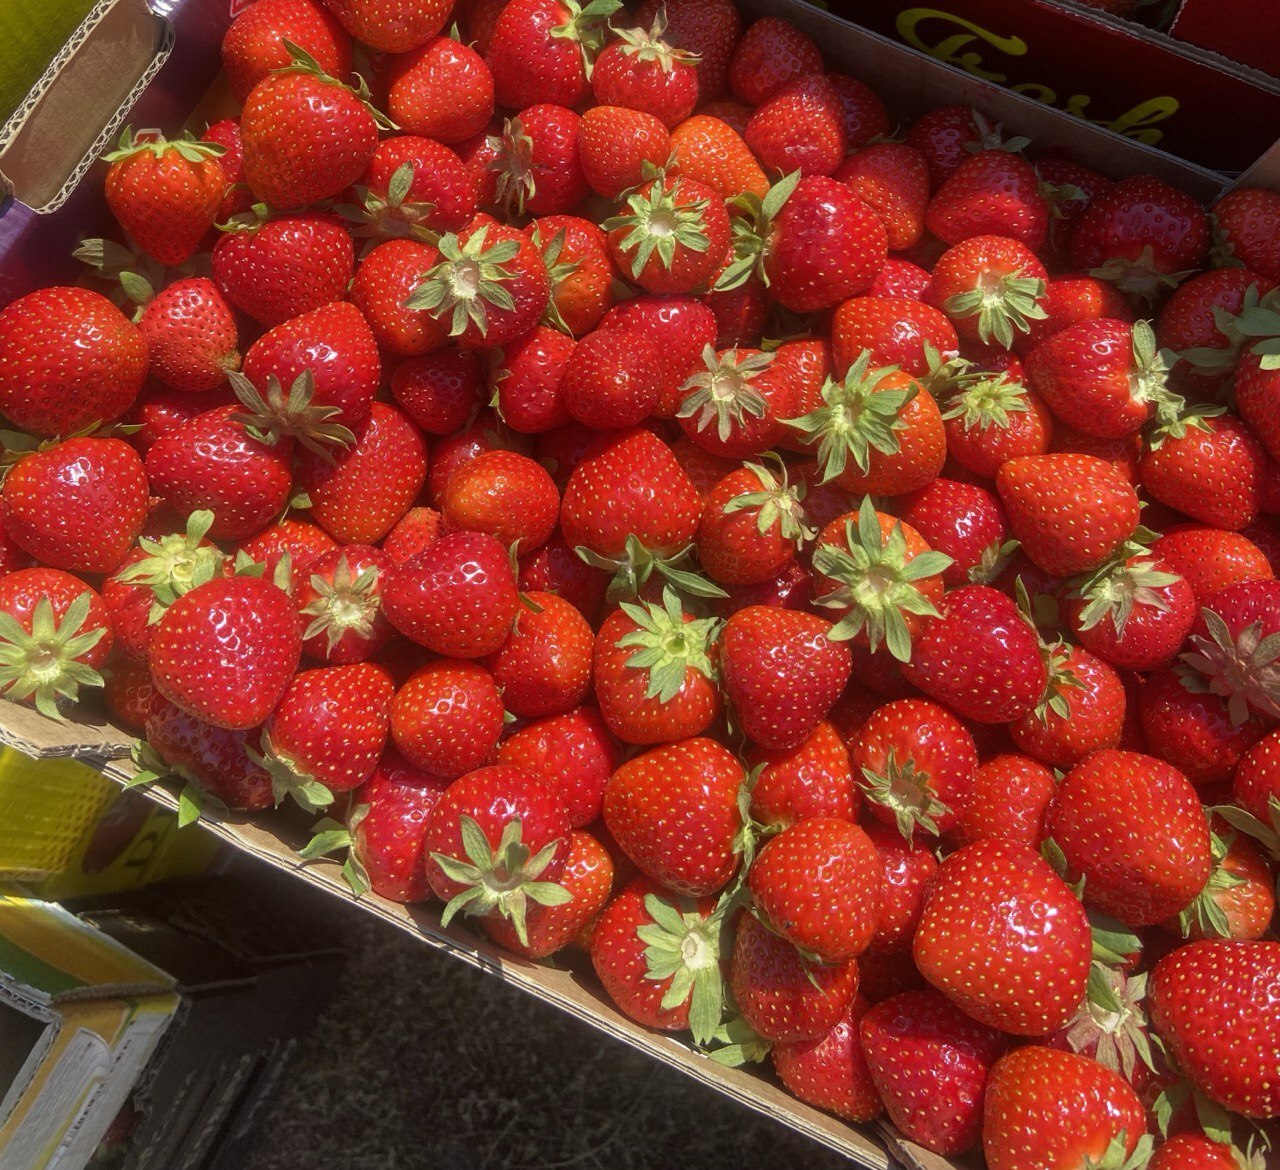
[1010, 644, 1125, 769]
[949, 752, 1056, 850]
[0, 568, 114, 675]
[771, 998, 883, 1123]
[925, 150, 1049, 251]
[637, 0, 740, 99]
[486, 591, 593, 719]
[727, 16, 821, 105]
[745, 74, 847, 177]
[221, 0, 352, 103]
[137, 278, 240, 394]
[390, 658, 504, 779]
[834, 143, 929, 251]
[387, 35, 495, 144]
[497, 705, 620, 827]
[487, 0, 599, 109]
[144, 693, 273, 810]
[863, 818, 938, 954]
[323, 0, 450, 53]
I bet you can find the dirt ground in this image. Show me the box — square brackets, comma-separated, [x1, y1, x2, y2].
[242, 914, 858, 1170]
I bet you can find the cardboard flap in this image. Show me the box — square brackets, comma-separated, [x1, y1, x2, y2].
[0, 703, 133, 766]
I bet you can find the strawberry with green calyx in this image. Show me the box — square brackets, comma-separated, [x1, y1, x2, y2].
[1048, 962, 1159, 1095]
[299, 807, 375, 897]
[604, 173, 730, 295]
[1168, 822, 1275, 941]
[0, 570, 112, 720]
[592, 7, 701, 128]
[1179, 580, 1280, 726]
[927, 234, 1048, 350]
[103, 128, 227, 267]
[229, 368, 357, 462]
[1223, 729, 1280, 861]
[696, 457, 813, 586]
[811, 497, 952, 663]
[334, 160, 445, 246]
[1149, 1134, 1271, 1170]
[423, 764, 572, 948]
[676, 345, 798, 458]
[1010, 639, 1123, 769]
[529, 217, 618, 337]
[297, 545, 394, 664]
[940, 372, 1053, 480]
[490, 107, 590, 217]
[896, 478, 1015, 588]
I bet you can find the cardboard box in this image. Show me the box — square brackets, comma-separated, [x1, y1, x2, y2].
[1171, 0, 1280, 83]
[0, 894, 178, 1170]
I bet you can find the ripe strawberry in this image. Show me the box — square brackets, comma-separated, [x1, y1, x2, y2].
[745, 74, 847, 177]
[592, 10, 699, 128]
[598, 295, 717, 415]
[103, 657, 156, 731]
[1230, 336, 1280, 465]
[1169, 819, 1276, 941]
[860, 990, 1009, 1156]
[382, 507, 443, 570]
[528, 216, 618, 337]
[0, 569, 113, 718]
[727, 16, 821, 105]
[575, 104, 668, 200]
[439, 450, 560, 554]
[1148, 939, 1280, 1117]
[498, 705, 620, 826]
[202, 118, 253, 220]
[345, 136, 478, 236]
[904, 105, 982, 186]
[913, 839, 1091, 1034]
[850, 698, 978, 842]
[487, 591, 593, 718]
[927, 235, 1047, 349]
[386, 35, 494, 144]
[221, 0, 351, 103]
[1038, 157, 1115, 256]
[423, 763, 571, 946]
[2, 437, 147, 576]
[996, 453, 1140, 575]
[1159, 267, 1275, 389]
[488, 328, 575, 433]
[241, 518, 336, 579]
[0, 287, 146, 436]
[1211, 187, 1280, 279]
[382, 531, 520, 658]
[1233, 727, 1280, 827]
[136, 277, 239, 394]
[1149, 1135, 1261, 1170]
[858, 818, 934, 954]
[1010, 641, 1125, 768]
[296, 545, 394, 664]
[391, 346, 483, 436]
[636, 0, 739, 100]
[603, 736, 744, 896]
[696, 461, 809, 586]
[212, 210, 354, 329]
[834, 143, 929, 252]
[1180, 579, 1280, 725]
[950, 752, 1056, 849]
[322, 0, 449, 52]
[296, 402, 430, 544]
[487, 0, 621, 109]
[351, 239, 450, 359]
[590, 877, 724, 1041]
[746, 720, 859, 830]
[128, 385, 234, 457]
[486, 105, 588, 216]
[730, 911, 858, 1043]
[669, 114, 767, 201]
[1018, 273, 1134, 353]
[562, 328, 663, 430]
[390, 658, 504, 777]
[925, 150, 1049, 251]
[771, 998, 882, 1122]
[827, 73, 889, 148]
[829, 297, 958, 380]
[1139, 667, 1265, 786]
[896, 478, 1012, 586]
[982, 1047, 1148, 1170]
[1154, 526, 1275, 602]
[149, 575, 302, 731]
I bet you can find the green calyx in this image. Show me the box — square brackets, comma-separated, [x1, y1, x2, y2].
[615, 587, 720, 703]
[1179, 608, 1280, 725]
[1065, 963, 1157, 1088]
[785, 352, 915, 483]
[530, 226, 581, 334]
[115, 510, 224, 622]
[298, 809, 371, 897]
[246, 736, 335, 814]
[610, 6, 700, 70]
[1175, 824, 1246, 939]
[1090, 244, 1191, 304]
[943, 266, 1047, 350]
[811, 496, 952, 661]
[548, 0, 624, 77]
[231, 369, 356, 461]
[1144, 396, 1225, 450]
[940, 372, 1031, 432]
[270, 40, 396, 130]
[1082, 1131, 1154, 1170]
[0, 594, 107, 721]
[432, 815, 573, 948]
[967, 537, 1020, 586]
[677, 344, 773, 442]
[917, 342, 976, 401]
[1031, 638, 1086, 724]
[575, 533, 727, 603]
[602, 174, 711, 279]
[637, 891, 725, 1046]
[714, 170, 800, 293]
[300, 555, 382, 656]
[1127, 319, 1181, 422]
[702, 1014, 772, 1067]
[405, 225, 519, 338]
[125, 741, 231, 830]
[1177, 283, 1280, 374]
[333, 162, 439, 245]
[721, 455, 815, 545]
[487, 117, 538, 218]
[859, 747, 949, 844]
[103, 125, 224, 165]
[1068, 541, 1180, 639]
[1211, 799, 1280, 863]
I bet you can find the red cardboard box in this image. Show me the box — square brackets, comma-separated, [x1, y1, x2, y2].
[1172, 0, 1280, 80]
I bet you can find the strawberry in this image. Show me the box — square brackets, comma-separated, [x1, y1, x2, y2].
[575, 104, 668, 200]
[562, 327, 663, 430]
[0, 287, 146, 436]
[720, 607, 852, 751]
[829, 297, 958, 380]
[202, 118, 253, 221]
[926, 150, 1049, 250]
[727, 16, 821, 105]
[212, 210, 354, 329]
[1180, 579, 1280, 725]
[344, 137, 478, 236]
[590, 877, 724, 1042]
[221, 0, 351, 103]
[827, 73, 890, 149]
[528, 216, 618, 337]
[386, 35, 494, 144]
[382, 507, 443, 569]
[486, 105, 588, 216]
[0, 569, 113, 718]
[439, 450, 560, 554]
[636, 0, 740, 101]
[1169, 820, 1276, 941]
[950, 752, 1056, 849]
[1211, 187, 1280, 280]
[746, 720, 859, 830]
[296, 402, 430, 544]
[391, 346, 483, 436]
[257, 662, 392, 809]
[382, 531, 520, 658]
[423, 763, 571, 946]
[149, 574, 302, 731]
[603, 736, 744, 896]
[860, 990, 1009, 1156]
[297, 545, 394, 664]
[484, 828, 614, 957]
[1154, 527, 1275, 602]
[145, 405, 293, 542]
[1230, 335, 1280, 466]
[935, 369, 1055, 477]
[128, 385, 232, 457]
[136, 277, 240, 394]
[896, 478, 1012, 586]
[1148, 939, 1280, 1117]
[982, 1047, 1149, 1170]
[850, 698, 978, 842]
[1233, 727, 1280, 826]
[240, 518, 336, 578]
[771, 998, 882, 1122]
[1149, 1135, 1262, 1170]
[1037, 158, 1114, 256]
[489, 328, 576, 433]
[1010, 641, 1125, 769]
[696, 461, 809, 586]
[390, 658, 504, 777]
[487, 0, 621, 109]
[103, 658, 156, 731]
[861, 818, 936, 954]
[834, 143, 929, 252]
[904, 105, 982, 186]
[1159, 267, 1275, 390]
[669, 115, 768, 201]
[487, 591, 593, 718]
[598, 295, 717, 415]
[322, 0, 449, 52]
[2, 437, 147, 576]
[996, 453, 1141, 576]
[730, 911, 858, 1042]
[672, 346, 793, 458]
[498, 705, 620, 826]
[592, 10, 700, 128]
[1018, 273, 1134, 353]
[913, 839, 1091, 1035]
[1070, 174, 1209, 301]
[351, 239, 450, 359]
[744, 74, 847, 178]
[1047, 748, 1211, 926]
[927, 235, 1048, 349]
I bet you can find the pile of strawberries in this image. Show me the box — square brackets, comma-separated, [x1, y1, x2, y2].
[1, 0, 1278, 1161]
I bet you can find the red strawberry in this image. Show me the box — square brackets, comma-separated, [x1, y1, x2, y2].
[1037, 157, 1115, 255]
[861, 818, 937, 954]
[487, 105, 588, 216]
[1226, 340, 1280, 466]
[834, 143, 930, 251]
[1149, 1135, 1260, 1170]
[1169, 820, 1276, 941]
[829, 296, 958, 380]
[390, 658, 504, 778]
[202, 118, 254, 221]
[1018, 273, 1134, 353]
[1211, 187, 1280, 280]
[746, 721, 859, 830]
[382, 531, 520, 658]
[745, 74, 847, 178]
[1148, 939, 1280, 1117]
[241, 518, 336, 579]
[2, 437, 147, 576]
[0, 569, 113, 718]
[896, 478, 1012, 586]
[925, 150, 1049, 250]
[850, 698, 978, 842]
[913, 839, 1091, 1034]
[103, 657, 156, 731]
[561, 327, 663, 430]
[696, 461, 809, 586]
[296, 545, 394, 664]
[322, 0, 450, 52]
[351, 239, 451, 359]
[904, 105, 982, 186]
[677, 346, 800, 460]
[346, 136, 478, 236]
[771, 998, 882, 1122]
[439, 450, 560, 554]
[827, 73, 889, 148]
[997, 453, 1140, 576]
[392, 347, 482, 436]
[727, 16, 821, 105]
[603, 736, 743, 896]
[982, 1047, 1148, 1170]
[669, 114, 767, 201]
[487, 591, 593, 718]
[382, 507, 443, 569]
[386, 35, 495, 144]
[1233, 727, 1280, 826]
[1153, 526, 1274, 603]
[927, 235, 1048, 349]
[136, 277, 240, 394]
[212, 211, 354, 329]
[860, 990, 1009, 1156]
[528, 215, 618, 337]
[498, 705, 620, 826]
[951, 752, 1056, 849]
[1180, 579, 1280, 726]
[1139, 667, 1265, 786]
[149, 575, 302, 731]
[0, 287, 146, 436]
[730, 911, 858, 1042]
[422, 763, 571, 946]
[486, 0, 621, 110]
[1010, 641, 1125, 768]
[636, 0, 739, 100]
[221, 0, 351, 103]
[592, 10, 699, 127]
[575, 104, 669, 200]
